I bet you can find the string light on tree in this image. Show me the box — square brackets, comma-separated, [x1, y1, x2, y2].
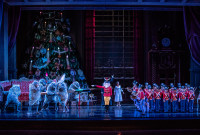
[30, 46, 34, 57]
[24, 11, 88, 89]
[29, 60, 33, 74]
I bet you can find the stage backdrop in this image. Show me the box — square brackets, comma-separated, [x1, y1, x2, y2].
[184, 7, 200, 87]
[184, 7, 200, 65]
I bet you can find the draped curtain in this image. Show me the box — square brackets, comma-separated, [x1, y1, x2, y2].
[133, 10, 143, 83]
[85, 10, 95, 85]
[184, 7, 200, 65]
[0, 0, 3, 31]
[8, 7, 21, 55]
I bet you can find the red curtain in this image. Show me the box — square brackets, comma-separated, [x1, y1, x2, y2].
[85, 11, 95, 85]
[133, 10, 143, 83]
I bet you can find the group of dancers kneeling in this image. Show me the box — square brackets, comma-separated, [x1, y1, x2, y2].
[128, 81, 196, 114]
[0, 74, 81, 113]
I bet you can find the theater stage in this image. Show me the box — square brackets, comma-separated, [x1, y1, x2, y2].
[1, 105, 200, 121]
[0, 105, 200, 133]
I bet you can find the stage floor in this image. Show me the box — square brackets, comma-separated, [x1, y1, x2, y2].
[1, 104, 200, 121]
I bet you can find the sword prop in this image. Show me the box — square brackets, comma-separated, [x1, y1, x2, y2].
[75, 88, 95, 92]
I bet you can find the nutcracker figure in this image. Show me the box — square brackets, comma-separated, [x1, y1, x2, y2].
[101, 75, 114, 106]
[92, 79, 113, 113]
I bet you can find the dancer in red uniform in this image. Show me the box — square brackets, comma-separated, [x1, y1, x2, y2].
[92, 81, 113, 112]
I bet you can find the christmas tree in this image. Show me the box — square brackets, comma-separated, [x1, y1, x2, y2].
[24, 11, 88, 88]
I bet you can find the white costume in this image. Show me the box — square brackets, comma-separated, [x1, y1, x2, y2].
[29, 81, 41, 106]
[5, 85, 21, 112]
[29, 81, 41, 112]
[68, 81, 80, 102]
[56, 74, 69, 112]
[114, 85, 123, 102]
[42, 82, 57, 111]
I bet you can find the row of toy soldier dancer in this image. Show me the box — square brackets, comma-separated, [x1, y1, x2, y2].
[128, 81, 196, 114]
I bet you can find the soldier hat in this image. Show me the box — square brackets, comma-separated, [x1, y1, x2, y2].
[138, 84, 143, 88]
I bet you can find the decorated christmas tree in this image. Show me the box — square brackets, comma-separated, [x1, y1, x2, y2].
[23, 11, 88, 88]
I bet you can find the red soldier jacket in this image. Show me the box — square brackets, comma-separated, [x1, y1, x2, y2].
[96, 85, 112, 97]
[144, 88, 148, 93]
[171, 91, 178, 101]
[138, 90, 145, 100]
[145, 90, 153, 100]
[187, 91, 195, 100]
[178, 91, 187, 100]
[133, 87, 138, 93]
[154, 91, 161, 99]
[163, 92, 170, 101]
[169, 88, 174, 94]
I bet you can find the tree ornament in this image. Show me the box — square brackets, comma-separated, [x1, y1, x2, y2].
[53, 58, 61, 70]
[64, 47, 68, 52]
[43, 37, 47, 42]
[35, 33, 41, 40]
[42, 57, 47, 63]
[40, 30, 46, 36]
[23, 63, 28, 69]
[66, 55, 70, 70]
[33, 21, 37, 27]
[40, 48, 47, 55]
[35, 69, 41, 77]
[55, 30, 60, 35]
[37, 24, 41, 29]
[48, 23, 52, 29]
[35, 50, 40, 58]
[78, 69, 85, 80]
[70, 69, 76, 82]
[53, 25, 57, 31]
[56, 36, 61, 41]
[50, 71, 56, 79]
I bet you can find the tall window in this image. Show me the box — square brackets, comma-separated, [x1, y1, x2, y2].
[94, 10, 136, 87]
